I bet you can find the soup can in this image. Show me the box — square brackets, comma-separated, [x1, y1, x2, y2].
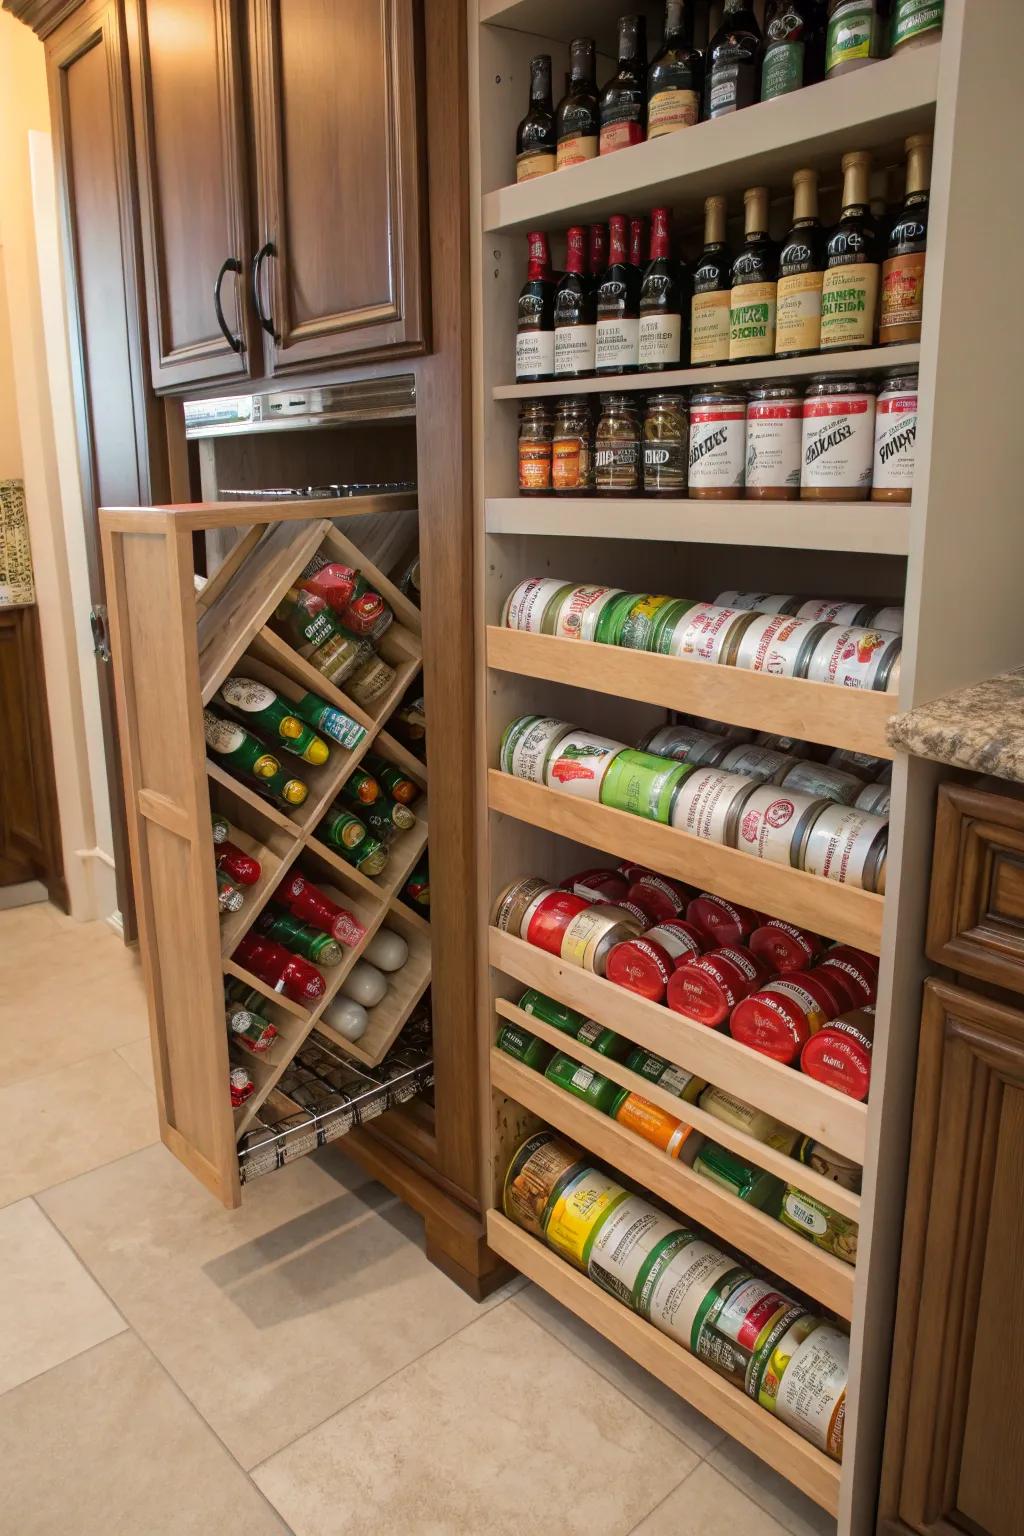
[686, 892, 763, 947]
[795, 1136, 864, 1192]
[801, 804, 888, 890]
[546, 729, 626, 799]
[670, 766, 759, 845]
[560, 866, 630, 904]
[496, 1022, 555, 1072]
[828, 746, 888, 781]
[779, 1188, 858, 1266]
[867, 604, 904, 633]
[655, 601, 757, 666]
[735, 784, 830, 866]
[591, 591, 644, 645]
[696, 1284, 807, 1392]
[491, 876, 553, 935]
[600, 749, 692, 822]
[666, 946, 768, 1027]
[693, 1142, 786, 1210]
[523, 888, 591, 954]
[502, 577, 573, 632]
[729, 975, 841, 1064]
[545, 1052, 621, 1114]
[559, 901, 644, 975]
[606, 919, 706, 1001]
[626, 872, 692, 922]
[586, 1197, 690, 1310]
[733, 612, 829, 679]
[610, 896, 656, 931]
[855, 781, 891, 815]
[685, 714, 757, 744]
[793, 598, 874, 626]
[748, 918, 822, 973]
[780, 761, 863, 805]
[817, 945, 878, 1006]
[719, 743, 801, 784]
[800, 1006, 875, 1100]
[764, 1320, 849, 1461]
[757, 730, 818, 758]
[610, 1090, 696, 1159]
[639, 724, 733, 768]
[545, 583, 626, 642]
[573, 1017, 632, 1059]
[626, 1046, 706, 1104]
[698, 1085, 799, 1152]
[636, 1232, 745, 1349]
[544, 1167, 630, 1271]
[715, 590, 798, 615]
[503, 1131, 590, 1240]
[500, 714, 573, 782]
[648, 599, 703, 655]
[806, 625, 902, 692]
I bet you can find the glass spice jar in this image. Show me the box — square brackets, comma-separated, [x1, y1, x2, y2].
[552, 397, 594, 495]
[642, 391, 688, 498]
[518, 401, 553, 495]
[594, 394, 641, 496]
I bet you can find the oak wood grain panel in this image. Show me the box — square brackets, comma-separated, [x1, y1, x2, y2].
[927, 781, 1024, 995]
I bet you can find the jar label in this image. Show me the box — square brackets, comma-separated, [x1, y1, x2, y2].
[891, 0, 943, 48]
[638, 314, 682, 368]
[518, 443, 552, 491]
[595, 317, 640, 371]
[820, 264, 879, 350]
[761, 40, 803, 100]
[647, 88, 699, 137]
[826, 5, 876, 71]
[729, 283, 777, 360]
[746, 402, 802, 491]
[688, 409, 746, 490]
[554, 323, 596, 375]
[516, 149, 555, 182]
[801, 395, 875, 490]
[775, 270, 823, 354]
[553, 437, 589, 490]
[873, 394, 917, 490]
[599, 119, 643, 154]
[879, 253, 926, 338]
[556, 134, 598, 169]
[690, 291, 731, 364]
[516, 329, 554, 378]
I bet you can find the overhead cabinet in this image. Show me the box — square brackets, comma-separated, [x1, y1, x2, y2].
[126, 0, 427, 392]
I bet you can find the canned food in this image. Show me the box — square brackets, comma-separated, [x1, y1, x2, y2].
[855, 781, 891, 815]
[745, 384, 803, 501]
[817, 945, 878, 1007]
[780, 761, 863, 805]
[500, 714, 573, 782]
[518, 989, 630, 1058]
[868, 605, 904, 633]
[719, 743, 801, 784]
[756, 730, 818, 758]
[667, 946, 768, 1026]
[559, 901, 644, 975]
[502, 577, 573, 632]
[606, 919, 706, 1002]
[591, 591, 644, 645]
[735, 784, 829, 866]
[600, 749, 692, 823]
[801, 804, 888, 891]
[524, 889, 591, 954]
[828, 746, 888, 781]
[545, 1167, 629, 1270]
[698, 1085, 799, 1152]
[636, 1233, 744, 1349]
[572, 1017, 632, 1059]
[801, 376, 876, 502]
[715, 590, 798, 615]
[496, 1022, 556, 1071]
[795, 1136, 864, 1191]
[545, 1052, 621, 1112]
[586, 1197, 689, 1309]
[766, 1320, 849, 1460]
[639, 724, 732, 769]
[689, 387, 747, 498]
[687, 892, 762, 947]
[793, 597, 874, 626]
[491, 876, 553, 936]
[561, 867, 630, 904]
[648, 599, 702, 654]
[799, 1006, 875, 1100]
[733, 612, 830, 678]
[545, 729, 626, 799]
[729, 975, 841, 1064]
[599, 593, 681, 651]
[693, 1141, 786, 1210]
[806, 625, 902, 692]
[626, 1046, 706, 1103]
[670, 766, 759, 844]
[871, 369, 917, 503]
[503, 1131, 590, 1240]
[656, 602, 756, 666]
[547, 584, 626, 641]
[748, 918, 822, 973]
[610, 897, 656, 931]
[697, 1289, 806, 1392]
[684, 715, 756, 743]
[757, 1313, 819, 1409]
[611, 1090, 696, 1159]
[625, 872, 692, 922]
[779, 1188, 859, 1265]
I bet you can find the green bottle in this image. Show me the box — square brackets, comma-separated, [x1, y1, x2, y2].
[340, 783, 415, 835]
[364, 753, 419, 805]
[275, 589, 370, 685]
[203, 710, 308, 806]
[343, 766, 382, 805]
[216, 866, 244, 913]
[218, 677, 329, 765]
[256, 909, 343, 966]
[320, 805, 390, 876]
[294, 692, 367, 750]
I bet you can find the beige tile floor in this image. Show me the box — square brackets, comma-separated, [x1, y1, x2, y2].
[0, 901, 837, 1536]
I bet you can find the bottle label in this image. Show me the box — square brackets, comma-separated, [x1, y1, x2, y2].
[516, 149, 555, 182]
[729, 283, 777, 360]
[553, 436, 590, 490]
[690, 291, 731, 363]
[518, 442, 552, 491]
[599, 119, 643, 154]
[820, 264, 879, 349]
[204, 714, 245, 754]
[556, 134, 598, 169]
[762, 40, 804, 99]
[879, 252, 926, 339]
[638, 313, 682, 368]
[801, 395, 875, 489]
[554, 323, 596, 375]
[595, 316, 640, 370]
[891, 0, 943, 48]
[709, 64, 740, 116]
[775, 271, 823, 354]
[516, 329, 554, 379]
[646, 88, 699, 137]
[826, 4, 877, 71]
[689, 408, 746, 490]
[873, 393, 917, 489]
[220, 678, 275, 712]
[746, 402, 803, 490]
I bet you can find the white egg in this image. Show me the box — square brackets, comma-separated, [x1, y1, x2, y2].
[364, 927, 408, 972]
[322, 996, 369, 1042]
[341, 960, 388, 1008]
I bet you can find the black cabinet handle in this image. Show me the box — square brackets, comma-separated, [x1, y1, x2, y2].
[213, 256, 245, 354]
[251, 241, 277, 339]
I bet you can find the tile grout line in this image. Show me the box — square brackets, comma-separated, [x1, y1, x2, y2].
[624, 1456, 707, 1536]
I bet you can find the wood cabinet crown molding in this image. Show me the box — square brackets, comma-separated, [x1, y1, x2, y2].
[3, 0, 82, 38]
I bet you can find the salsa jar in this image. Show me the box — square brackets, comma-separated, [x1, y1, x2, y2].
[745, 383, 803, 501]
[800, 375, 876, 501]
[517, 401, 553, 494]
[871, 368, 918, 503]
[643, 391, 689, 498]
[688, 387, 747, 499]
[552, 397, 595, 495]
[594, 394, 642, 496]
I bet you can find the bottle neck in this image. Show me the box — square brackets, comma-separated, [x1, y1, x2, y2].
[608, 220, 628, 267]
[905, 146, 932, 198]
[841, 160, 871, 215]
[744, 193, 769, 241]
[663, 0, 686, 46]
[569, 39, 595, 84]
[530, 58, 552, 108]
[564, 229, 586, 275]
[589, 227, 608, 275]
[649, 211, 671, 261]
[704, 199, 727, 247]
[526, 233, 550, 279]
[629, 220, 646, 267]
[617, 17, 645, 69]
[792, 177, 818, 223]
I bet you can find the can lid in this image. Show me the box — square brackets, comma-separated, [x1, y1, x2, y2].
[799, 1030, 872, 1099]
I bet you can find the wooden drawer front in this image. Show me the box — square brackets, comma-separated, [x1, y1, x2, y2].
[881, 980, 1024, 1536]
[928, 782, 1024, 993]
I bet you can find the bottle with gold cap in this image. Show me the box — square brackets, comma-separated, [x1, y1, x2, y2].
[776, 169, 825, 358]
[218, 677, 329, 766]
[879, 134, 931, 345]
[690, 196, 732, 365]
[202, 709, 308, 807]
[819, 150, 880, 352]
[729, 187, 777, 363]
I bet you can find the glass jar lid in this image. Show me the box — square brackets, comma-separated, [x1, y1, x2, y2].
[805, 374, 877, 396]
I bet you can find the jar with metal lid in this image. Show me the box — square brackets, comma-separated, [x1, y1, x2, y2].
[688, 386, 746, 499]
[517, 401, 553, 495]
[871, 368, 917, 504]
[890, 0, 943, 53]
[801, 375, 876, 502]
[745, 382, 803, 502]
[826, 0, 885, 78]
[552, 397, 594, 496]
[594, 394, 641, 496]
[642, 392, 689, 498]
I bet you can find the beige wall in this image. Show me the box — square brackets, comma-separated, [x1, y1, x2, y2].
[0, 255, 23, 476]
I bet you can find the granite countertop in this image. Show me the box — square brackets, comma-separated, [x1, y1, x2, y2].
[887, 667, 1024, 781]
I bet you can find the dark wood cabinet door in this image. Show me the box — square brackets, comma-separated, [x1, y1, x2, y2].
[248, 0, 428, 374]
[125, 0, 255, 390]
[880, 979, 1024, 1536]
[0, 608, 65, 905]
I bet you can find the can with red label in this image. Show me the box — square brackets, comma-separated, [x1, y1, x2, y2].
[560, 867, 631, 904]
[667, 946, 768, 1027]
[523, 889, 591, 955]
[748, 918, 822, 974]
[500, 715, 573, 782]
[670, 766, 759, 845]
[502, 578, 573, 632]
[719, 743, 801, 785]
[800, 1005, 875, 1100]
[816, 946, 878, 1007]
[729, 974, 840, 1063]
[626, 872, 693, 923]
[733, 612, 830, 679]
[735, 784, 829, 866]
[546, 729, 626, 799]
[546, 584, 626, 641]
[491, 876, 554, 936]
[606, 919, 707, 1002]
[686, 892, 763, 948]
[800, 804, 888, 891]
[806, 626, 902, 692]
[638, 724, 733, 768]
[780, 761, 863, 806]
[655, 601, 756, 666]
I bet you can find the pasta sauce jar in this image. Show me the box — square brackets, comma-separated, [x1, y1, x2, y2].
[800, 375, 876, 501]
[871, 368, 917, 503]
[688, 387, 747, 498]
[552, 398, 594, 495]
[745, 383, 803, 501]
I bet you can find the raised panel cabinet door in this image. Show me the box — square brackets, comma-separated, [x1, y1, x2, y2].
[125, 0, 255, 390]
[248, 0, 428, 373]
[0, 610, 66, 905]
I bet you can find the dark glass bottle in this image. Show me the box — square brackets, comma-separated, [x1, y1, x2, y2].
[729, 186, 778, 362]
[819, 149, 880, 352]
[775, 167, 825, 357]
[647, 0, 704, 138]
[628, 216, 647, 282]
[638, 207, 686, 371]
[516, 55, 555, 182]
[554, 226, 596, 379]
[588, 223, 609, 290]
[555, 37, 599, 169]
[515, 231, 555, 382]
[690, 195, 732, 365]
[599, 15, 647, 155]
[761, 0, 826, 100]
[595, 214, 641, 375]
[879, 133, 931, 345]
[705, 0, 762, 118]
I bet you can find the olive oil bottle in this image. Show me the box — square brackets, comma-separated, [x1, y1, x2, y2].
[775, 168, 825, 357]
[729, 187, 777, 362]
[819, 150, 880, 351]
[690, 195, 732, 365]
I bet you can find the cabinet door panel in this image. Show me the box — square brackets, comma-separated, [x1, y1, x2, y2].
[249, 0, 428, 373]
[126, 0, 254, 389]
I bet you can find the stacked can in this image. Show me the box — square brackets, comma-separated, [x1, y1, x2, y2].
[491, 876, 643, 978]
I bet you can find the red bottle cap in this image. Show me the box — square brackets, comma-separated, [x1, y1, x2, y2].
[748, 918, 822, 974]
[565, 226, 587, 274]
[526, 230, 551, 277]
[686, 892, 763, 947]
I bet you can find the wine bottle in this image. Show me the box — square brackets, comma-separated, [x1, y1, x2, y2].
[729, 187, 777, 362]
[276, 872, 367, 947]
[638, 207, 685, 371]
[775, 168, 825, 357]
[879, 133, 931, 345]
[203, 709, 308, 806]
[706, 0, 762, 118]
[292, 692, 367, 751]
[516, 54, 555, 181]
[218, 677, 329, 766]
[554, 226, 597, 379]
[233, 932, 326, 1004]
[690, 195, 732, 365]
[647, 0, 703, 137]
[515, 231, 555, 382]
[215, 840, 262, 886]
[588, 223, 609, 288]
[761, 0, 825, 99]
[599, 15, 647, 154]
[595, 214, 641, 375]
[555, 37, 599, 168]
[256, 909, 343, 968]
[819, 150, 880, 352]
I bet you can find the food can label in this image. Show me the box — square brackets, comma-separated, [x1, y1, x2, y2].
[689, 408, 746, 489]
[587, 1198, 687, 1307]
[601, 750, 688, 822]
[639, 1238, 740, 1349]
[554, 323, 596, 376]
[646, 87, 699, 137]
[556, 133, 598, 170]
[527, 891, 588, 954]
[670, 767, 750, 843]
[801, 395, 875, 490]
[736, 612, 819, 677]
[745, 402, 802, 491]
[773, 1323, 849, 1458]
[595, 316, 640, 371]
[807, 627, 897, 690]
[545, 1171, 629, 1270]
[690, 291, 731, 364]
[491, 876, 551, 934]
[721, 744, 794, 782]
[552, 586, 622, 642]
[803, 806, 886, 889]
[783, 762, 861, 804]
[503, 1132, 587, 1241]
[503, 715, 570, 781]
[504, 578, 570, 633]
[826, 3, 876, 70]
[729, 283, 777, 360]
[560, 905, 629, 972]
[738, 787, 814, 864]
[546, 731, 624, 798]
[796, 599, 866, 625]
[820, 264, 879, 350]
[638, 313, 682, 369]
[663, 602, 744, 665]
[873, 393, 917, 490]
[763, 977, 830, 1031]
[515, 329, 554, 378]
[775, 270, 823, 354]
[891, 0, 944, 48]
[714, 1278, 798, 1349]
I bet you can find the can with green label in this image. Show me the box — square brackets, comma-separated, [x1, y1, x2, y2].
[496, 1022, 556, 1072]
[545, 1051, 621, 1113]
[693, 1141, 786, 1213]
[592, 592, 645, 647]
[600, 749, 693, 823]
[624, 1046, 706, 1103]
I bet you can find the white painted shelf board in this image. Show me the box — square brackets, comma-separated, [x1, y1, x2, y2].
[480, 0, 636, 52]
[494, 343, 921, 401]
[482, 48, 939, 232]
[485, 497, 912, 555]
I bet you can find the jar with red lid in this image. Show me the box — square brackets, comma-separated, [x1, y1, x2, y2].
[748, 919, 823, 974]
[800, 1005, 875, 1100]
[667, 946, 769, 1027]
[606, 919, 706, 1002]
[729, 972, 842, 1064]
[686, 892, 763, 948]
